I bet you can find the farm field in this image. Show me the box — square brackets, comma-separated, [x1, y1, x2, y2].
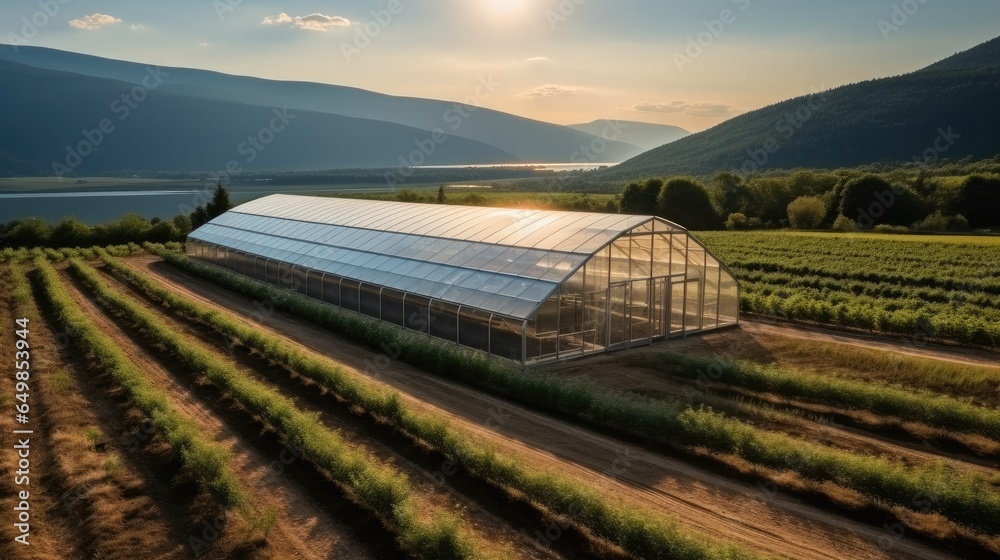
[1, 232, 997, 559]
[695, 231, 1000, 349]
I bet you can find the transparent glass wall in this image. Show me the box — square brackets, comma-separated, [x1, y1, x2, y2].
[186, 216, 739, 365]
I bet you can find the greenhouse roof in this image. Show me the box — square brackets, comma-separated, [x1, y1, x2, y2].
[190, 194, 685, 319]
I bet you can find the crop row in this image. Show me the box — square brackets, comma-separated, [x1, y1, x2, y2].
[28, 258, 266, 529]
[740, 288, 1000, 348]
[0, 244, 156, 264]
[68, 258, 484, 560]
[638, 351, 1000, 441]
[146, 245, 1000, 535]
[110, 251, 764, 560]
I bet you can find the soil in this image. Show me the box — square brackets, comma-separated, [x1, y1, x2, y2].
[127, 255, 973, 560]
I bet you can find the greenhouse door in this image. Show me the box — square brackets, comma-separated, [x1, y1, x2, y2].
[608, 279, 656, 350]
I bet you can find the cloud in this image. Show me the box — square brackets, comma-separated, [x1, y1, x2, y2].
[131, 24, 145, 31]
[68, 13, 122, 30]
[630, 100, 736, 117]
[262, 12, 351, 31]
[519, 84, 583, 97]
[525, 56, 549, 63]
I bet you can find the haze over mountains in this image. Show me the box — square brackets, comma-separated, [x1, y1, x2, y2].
[0, 45, 678, 176]
[603, 36, 1000, 180]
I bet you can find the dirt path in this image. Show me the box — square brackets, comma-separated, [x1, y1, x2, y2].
[740, 318, 1000, 369]
[57, 267, 380, 560]
[132, 256, 968, 560]
[94, 263, 575, 560]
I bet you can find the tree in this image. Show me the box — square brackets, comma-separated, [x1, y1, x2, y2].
[787, 196, 827, 229]
[956, 175, 1000, 229]
[172, 214, 193, 236]
[49, 217, 93, 248]
[708, 172, 751, 216]
[618, 178, 662, 215]
[839, 175, 925, 229]
[205, 180, 234, 219]
[2, 218, 51, 248]
[656, 177, 721, 230]
[190, 205, 211, 229]
[437, 185, 446, 204]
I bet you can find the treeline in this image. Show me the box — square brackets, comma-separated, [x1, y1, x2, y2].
[619, 169, 1000, 232]
[0, 183, 234, 249]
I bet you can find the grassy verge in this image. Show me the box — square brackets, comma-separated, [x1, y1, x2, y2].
[739, 337, 1000, 407]
[120, 251, 768, 559]
[69, 258, 486, 560]
[636, 351, 1000, 440]
[145, 246, 1000, 536]
[30, 258, 266, 531]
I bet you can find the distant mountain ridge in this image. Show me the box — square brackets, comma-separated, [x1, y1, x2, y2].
[568, 120, 690, 151]
[0, 44, 647, 172]
[0, 59, 517, 176]
[602, 35, 1000, 180]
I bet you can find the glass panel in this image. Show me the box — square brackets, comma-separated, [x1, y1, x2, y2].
[458, 308, 491, 352]
[630, 279, 651, 343]
[671, 281, 685, 335]
[630, 234, 653, 279]
[359, 284, 381, 318]
[702, 255, 721, 331]
[429, 301, 459, 342]
[307, 270, 324, 300]
[381, 289, 405, 327]
[653, 233, 672, 278]
[341, 279, 360, 312]
[610, 239, 630, 283]
[684, 280, 702, 332]
[490, 315, 523, 361]
[608, 284, 627, 348]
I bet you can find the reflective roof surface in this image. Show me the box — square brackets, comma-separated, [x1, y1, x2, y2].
[190, 195, 682, 319]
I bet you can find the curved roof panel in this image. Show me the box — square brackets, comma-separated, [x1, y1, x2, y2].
[189, 194, 684, 319]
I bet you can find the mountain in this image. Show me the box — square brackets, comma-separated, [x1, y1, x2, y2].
[0, 45, 645, 167]
[602, 36, 1000, 180]
[568, 120, 690, 151]
[0, 59, 517, 176]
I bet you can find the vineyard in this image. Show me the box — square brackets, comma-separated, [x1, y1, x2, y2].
[0, 236, 998, 559]
[696, 231, 1000, 348]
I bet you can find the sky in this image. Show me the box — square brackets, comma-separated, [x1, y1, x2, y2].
[3, 0, 1000, 132]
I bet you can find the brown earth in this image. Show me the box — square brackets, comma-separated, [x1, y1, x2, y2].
[56, 265, 383, 560]
[127, 255, 973, 560]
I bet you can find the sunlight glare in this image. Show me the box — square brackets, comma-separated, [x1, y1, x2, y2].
[479, 0, 531, 20]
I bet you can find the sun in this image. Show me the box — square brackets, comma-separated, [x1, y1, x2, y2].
[478, 0, 531, 20]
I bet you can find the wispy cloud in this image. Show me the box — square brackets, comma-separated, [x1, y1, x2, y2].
[131, 24, 146, 32]
[262, 12, 351, 31]
[68, 13, 122, 31]
[630, 100, 736, 116]
[520, 84, 583, 97]
[525, 56, 550, 63]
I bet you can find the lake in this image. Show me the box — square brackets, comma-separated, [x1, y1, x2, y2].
[0, 183, 404, 224]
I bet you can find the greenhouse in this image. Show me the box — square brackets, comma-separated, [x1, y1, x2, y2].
[186, 194, 739, 364]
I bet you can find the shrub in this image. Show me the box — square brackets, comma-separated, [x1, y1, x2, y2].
[619, 178, 663, 215]
[724, 213, 748, 230]
[956, 174, 1000, 229]
[831, 214, 859, 231]
[786, 196, 826, 229]
[912, 212, 971, 232]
